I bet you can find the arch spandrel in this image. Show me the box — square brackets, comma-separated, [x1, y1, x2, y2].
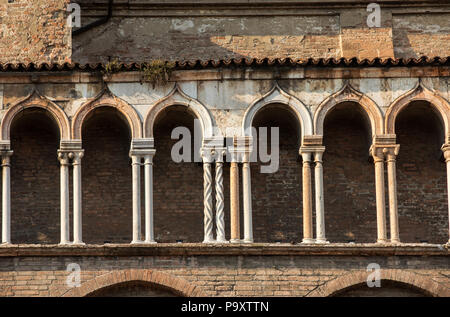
[242, 83, 313, 143]
[314, 82, 384, 137]
[385, 81, 450, 143]
[1, 89, 71, 142]
[144, 83, 216, 139]
[71, 86, 143, 140]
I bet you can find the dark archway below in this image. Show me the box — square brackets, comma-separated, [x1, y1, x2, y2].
[87, 281, 179, 297]
[332, 280, 430, 297]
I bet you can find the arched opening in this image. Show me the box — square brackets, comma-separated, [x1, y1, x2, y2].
[332, 280, 430, 297]
[10, 108, 60, 244]
[395, 101, 447, 243]
[251, 104, 302, 242]
[323, 102, 376, 243]
[153, 105, 204, 242]
[86, 281, 179, 297]
[82, 107, 132, 244]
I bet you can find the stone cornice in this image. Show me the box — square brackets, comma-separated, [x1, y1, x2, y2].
[0, 243, 448, 257]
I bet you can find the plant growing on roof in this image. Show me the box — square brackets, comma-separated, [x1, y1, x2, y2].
[141, 60, 176, 88]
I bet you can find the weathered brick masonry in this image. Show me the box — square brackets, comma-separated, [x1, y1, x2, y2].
[0, 0, 449, 297]
[0, 245, 448, 297]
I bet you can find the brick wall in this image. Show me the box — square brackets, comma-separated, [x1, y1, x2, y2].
[251, 107, 303, 243]
[10, 109, 61, 244]
[153, 108, 204, 243]
[82, 107, 133, 244]
[396, 102, 448, 243]
[0, 247, 448, 297]
[323, 104, 377, 243]
[0, 0, 70, 64]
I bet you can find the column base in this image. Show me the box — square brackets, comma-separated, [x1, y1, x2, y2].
[376, 239, 389, 244]
[213, 239, 229, 244]
[130, 240, 144, 244]
[202, 239, 216, 244]
[58, 241, 71, 246]
[302, 238, 315, 244]
[143, 240, 157, 244]
[0, 242, 11, 246]
[230, 239, 241, 243]
[242, 239, 254, 243]
[72, 242, 85, 246]
[390, 239, 401, 244]
[315, 239, 329, 244]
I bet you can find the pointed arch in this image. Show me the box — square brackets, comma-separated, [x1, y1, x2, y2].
[1, 89, 71, 142]
[72, 86, 143, 140]
[385, 81, 450, 142]
[144, 84, 216, 139]
[314, 82, 384, 137]
[242, 83, 313, 141]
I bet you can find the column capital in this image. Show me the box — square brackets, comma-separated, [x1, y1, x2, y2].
[1, 150, 13, 166]
[69, 150, 84, 165]
[57, 150, 71, 165]
[384, 145, 400, 160]
[441, 143, 450, 162]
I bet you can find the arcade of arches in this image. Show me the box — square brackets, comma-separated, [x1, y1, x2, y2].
[0, 73, 449, 297]
[0, 84, 449, 246]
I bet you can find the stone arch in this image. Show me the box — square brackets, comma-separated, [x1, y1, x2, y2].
[144, 84, 216, 139]
[242, 83, 313, 142]
[307, 269, 449, 297]
[385, 81, 450, 142]
[55, 269, 206, 297]
[314, 82, 384, 137]
[1, 89, 71, 142]
[72, 86, 143, 140]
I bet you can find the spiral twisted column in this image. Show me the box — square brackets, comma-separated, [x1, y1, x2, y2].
[215, 148, 227, 243]
[201, 148, 215, 243]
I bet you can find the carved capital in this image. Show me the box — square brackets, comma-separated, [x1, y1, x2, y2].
[70, 150, 84, 165]
[441, 144, 450, 162]
[370, 145, 385, 162]
[57, 151, 70, 165]
[1, 150, 13, 166]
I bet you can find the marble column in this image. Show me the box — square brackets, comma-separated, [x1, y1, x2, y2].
[71, 150, 84, 245]
[201, 148, 214, 243]
[1, 151, 13, 244]
[301, 152, 314, 243]
[58, 151, 70, 245]
[242, 153, 253, 243]
[442, 144, 450, 244]
[144, 151, 156, 244]
[230, 154, 240, 243]
[131, 155, 142, 244]
[314, 150, 327, 243]
[386, 146, 400, 244]
[371, 147, 387, 243]
[215, 149, 226, 243]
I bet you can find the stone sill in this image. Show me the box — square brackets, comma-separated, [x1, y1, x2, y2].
[0, 243, 448, 257]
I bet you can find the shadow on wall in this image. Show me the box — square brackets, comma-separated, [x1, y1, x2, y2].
[71, 15, 341, 63]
